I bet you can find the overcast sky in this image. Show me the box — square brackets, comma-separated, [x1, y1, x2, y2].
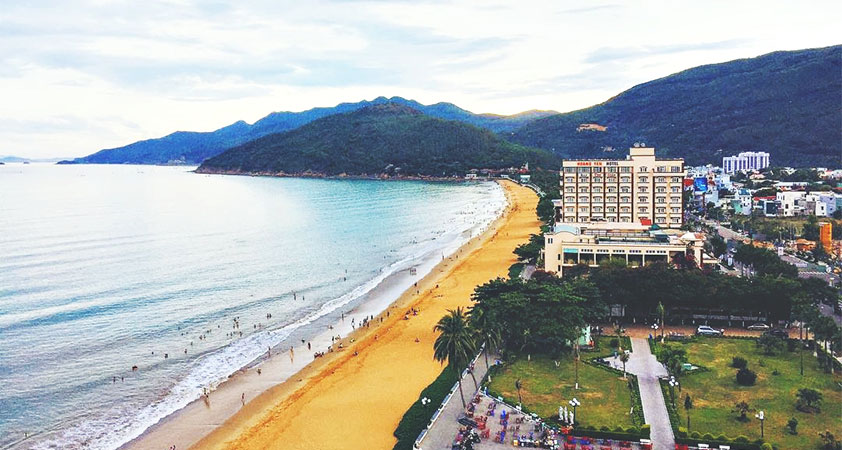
[2, 0, 840, 159]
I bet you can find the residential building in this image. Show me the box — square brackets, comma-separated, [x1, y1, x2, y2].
[776, 191, 807, 217]
[722, 151, 770, 174]
[555, 146, 686, 228]
[819, 222, 832, 249]
[543, 222, 708, 277]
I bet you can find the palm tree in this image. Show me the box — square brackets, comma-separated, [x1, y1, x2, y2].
[433, 307, 476, 408]
[684, 394, 693, 431]
[656, 301, 665, 340]
[619, 351, 630, 379]
[469, 306, 502, 370]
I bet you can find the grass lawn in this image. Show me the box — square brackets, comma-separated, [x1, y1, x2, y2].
[487, 344, 637, 430]
[660, 337, 842, 449]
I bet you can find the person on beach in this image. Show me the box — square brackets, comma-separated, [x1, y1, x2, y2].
[307, 342, 311, 350]
[241, 393, 245, 405]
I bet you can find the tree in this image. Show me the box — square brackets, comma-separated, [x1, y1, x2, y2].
[820, 430, 842, 450]
[515, 378, 523, 405]
[733, 400, 753, 422]
[433, 307, 476, 408]
[468, 306, 501, 370]
[656, 301, 665, 339]
[813, 315, 840, 372]
[814, 241, 828, 261]
[736, 367, 757, 386]
[796, 388, 823, 412]
[656, 345, 688, 388]
[513, 234, 544, 263]
[757, 334, 785, 356]
[684, 394, 693, 430]
[787, 417, 799, 435]
[709, 235, 727, 257]
[619, 351, 630, 379]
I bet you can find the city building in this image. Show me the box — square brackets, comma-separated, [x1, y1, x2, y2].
[543, 222, 709, 277]
[819, 222, 832, 250]
[776, 191, 807, 217]
[554, 146, 686, 228]
[722, 151, 770, 174]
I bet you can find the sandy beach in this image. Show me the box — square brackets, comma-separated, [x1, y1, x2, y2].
[125, 180, 538, 450]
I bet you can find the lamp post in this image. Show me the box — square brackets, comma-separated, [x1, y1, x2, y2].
[668, 376, 679, 408]
[755, 410, 765, 439]
[569, 398, 580, 425]
[574, 343, 580, 390]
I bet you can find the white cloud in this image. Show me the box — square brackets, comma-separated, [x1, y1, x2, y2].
[0, 0, 840, 158]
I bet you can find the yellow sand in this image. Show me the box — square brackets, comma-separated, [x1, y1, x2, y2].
[193, 180, 539, 450]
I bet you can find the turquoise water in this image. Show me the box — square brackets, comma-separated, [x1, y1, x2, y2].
[0, 164, 504, 449]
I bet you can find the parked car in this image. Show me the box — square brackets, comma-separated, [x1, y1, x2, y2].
[747, 323, 770, 331]
[696, 325, 723, 336]
[764, 329, 789, 339]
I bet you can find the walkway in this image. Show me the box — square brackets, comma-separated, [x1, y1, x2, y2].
[624, 338, 674, 450]
[418, 351, 493, 449]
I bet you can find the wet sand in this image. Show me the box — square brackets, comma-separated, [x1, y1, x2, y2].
[194, 181, 538, 450]
[126, 180, 538, 450]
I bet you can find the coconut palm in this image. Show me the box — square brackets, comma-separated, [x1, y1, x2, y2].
[656, 301, 665, 339]
[433, 307, 476, 408]
[468, 306, 502, 369]
[515, 378, 523, 405]
[619, 351, 630, 379]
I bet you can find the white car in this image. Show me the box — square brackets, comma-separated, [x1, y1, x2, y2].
[696, 325, 724, 336]
[747, 323, 770, 331]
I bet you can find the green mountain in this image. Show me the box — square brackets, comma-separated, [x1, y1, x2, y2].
[197, 103, 558, 177]
[67, 97, 556, 165]
[507, 45, 842, 167]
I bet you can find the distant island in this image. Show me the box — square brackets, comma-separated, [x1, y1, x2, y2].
[197, 103, 558, 178]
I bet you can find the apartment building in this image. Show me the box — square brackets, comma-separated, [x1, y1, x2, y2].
[555, 147, 686, 228]
[722, 151, 770, 174]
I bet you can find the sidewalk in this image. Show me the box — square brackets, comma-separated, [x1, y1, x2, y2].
[626, 338, 674, 450]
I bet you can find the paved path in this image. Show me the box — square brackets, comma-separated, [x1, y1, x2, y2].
[418, 351, 494, 449]
[625, 338, 674, 450]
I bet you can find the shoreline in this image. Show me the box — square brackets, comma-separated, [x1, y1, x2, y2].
[121, 181, 514, 450]
[194, 166, 500, 182]
[186, 180, 538, 449]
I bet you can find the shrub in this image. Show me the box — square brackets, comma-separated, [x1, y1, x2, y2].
[609, 338, 620, 348]
[735, 435, 749, 442]
[736, 367, 757, 385]
[702, 432, 715, 441]
[614, 426, 625, 433]
[787, 339, 797, 352]
[716, 433, 728, 441]
[690, 431, 701, 439]
[731, 356, 748, 369]
[761, 443, 773, 450]
[787, 417, 798, 435]
[676, 426, 688, 438]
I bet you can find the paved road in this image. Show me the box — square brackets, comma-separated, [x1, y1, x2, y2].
[418, 351, 493, 449]
[625, 338, 673, 450]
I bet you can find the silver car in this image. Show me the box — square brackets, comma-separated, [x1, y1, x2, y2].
[696, 325, 723, 336]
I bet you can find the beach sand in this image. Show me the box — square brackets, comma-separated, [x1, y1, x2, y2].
[181, 180, 539, 450]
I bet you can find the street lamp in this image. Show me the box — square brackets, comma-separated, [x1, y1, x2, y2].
[569, 398, 581, 425]
[755, 410, 765, 439]
[668, 376, 679, 407]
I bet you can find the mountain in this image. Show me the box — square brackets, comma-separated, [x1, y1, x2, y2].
[68, 97, 557, 165]
[197, 103, 558, 177]
[1, 155, 68, 163]
[506, 45, 842, 167]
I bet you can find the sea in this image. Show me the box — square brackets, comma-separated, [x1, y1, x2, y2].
[0, 164, 506, 449]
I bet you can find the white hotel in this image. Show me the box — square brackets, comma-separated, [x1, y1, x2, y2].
[722, 151, 770, 174]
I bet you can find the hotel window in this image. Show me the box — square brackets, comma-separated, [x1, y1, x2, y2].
[621, 217, 631, 222]
[593, 187, 602, 193]
[579, 187, 589, 192]
[638, 196, 648, 202]
[622, 196, 631, 203]
[670, 197, 681, 203]
[639, 166, 648, 172]
[594, 196, 603, 202]
[593, 177, 602, 182]
[579, 196, 589, 202]
[655, 177, 665, 183]
[566, 187, 575, 192]
[607, 207, 616, 212]
[638, 176, 648, 183]
[621, 187, 630, 193]
[579, 207, 588, 212]
[672, 177, 681, 183]
[671, 217, 681, 223]
[671, 187, 680, 193]
[607, 167, 618, 173]
[593, 206, 603, 212]
[656, 166, 666, 172]
[638, 186, 648, 193]
[656, 197, 666, 203]
[656, 187, 666, 193]
[657, 207, 666, 213]
[621, 207, 630, 213]
[671, 207, 680, 213]
[621, 177, 631, 183]
[656, 217, 666, 223]
[565, 196, 575, 202]
[592, 167, 602, 173]
[564, 167, 576, 173]
[578, 167, 590, 173]
[607, 196, 617, 202]
[620, 167, 631, 173]
[638, 207, 648, 213]
[565, 177, 575, 183]
[607, 187, 617, 193]
[548, 238, 553, 244]
[579, 177, 589, 182]
[670, 166, 682, 173]
[566, 207, 574, 212]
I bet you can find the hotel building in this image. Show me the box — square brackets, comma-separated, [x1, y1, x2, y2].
[722, 151, 770, 174]
[543, 222, 707, 277]
[555, 147, 686, 228]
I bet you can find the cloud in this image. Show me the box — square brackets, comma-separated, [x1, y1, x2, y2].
[585, 39, 753, 64]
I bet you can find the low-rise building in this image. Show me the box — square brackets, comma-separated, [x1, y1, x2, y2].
[776, 191, 807, 217]
[543, 222, 706, 277]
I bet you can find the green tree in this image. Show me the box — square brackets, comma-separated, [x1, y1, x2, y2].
[732, 400, 753, 422]
[820, 430, 842, 450]
[796, 388, 823, 412]
[513, 234, 544, 263]
[813, 315, 840, 372]
[468, 305, 501, 370]
[656, 301, 665, 339]
[433, 307, 476, 408]
[619, 351, 630, 379]
[709, 235, 727, 257]
[757, 333, 785, 356]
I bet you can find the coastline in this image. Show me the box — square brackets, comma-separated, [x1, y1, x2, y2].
[184, 180, 538, 450]
[121, 180, 522, 450]
[194, 166, 497, 182]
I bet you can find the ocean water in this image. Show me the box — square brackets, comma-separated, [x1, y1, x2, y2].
[0, 164, 505, 449]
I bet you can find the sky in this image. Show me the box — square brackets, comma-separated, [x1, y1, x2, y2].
[1, 1, 840, 159]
